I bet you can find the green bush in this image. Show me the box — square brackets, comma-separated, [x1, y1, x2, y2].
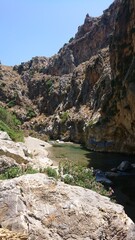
[0, 166, 39, 180]
[0, 120, 23, 142]
[0, 107, 23, 142]
[60, 111, 69, 123]
[45, 167, 58, 179]
[0, 107, 20, 126]
[0, 166, 21, 180]
[59, 161, 110, 197]
[46, 79, 53, 94]
[46, 79, 53, 89]
[26, 107, 37, 119]
[63, 174, 73, 184]
[25, 167, 38, 174]
[7, 99, 16, 108]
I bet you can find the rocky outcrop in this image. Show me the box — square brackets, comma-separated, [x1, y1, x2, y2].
[12, 0, 119, 77]
[0, 131, 53, 170]
[38, 0, 119, 76]
[0, 173, 134, 240]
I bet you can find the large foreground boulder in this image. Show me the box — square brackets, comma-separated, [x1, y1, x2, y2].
[0, 173, 134, 240]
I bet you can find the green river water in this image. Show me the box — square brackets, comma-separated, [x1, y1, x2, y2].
[48, 142, 134, 170]
[48, 142, 135, 222]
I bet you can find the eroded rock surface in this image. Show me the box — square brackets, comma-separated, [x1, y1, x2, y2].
[0, 173, 134, 240]
[0, 155, 19, 174]
[0, 228, 28, 240]
[0, 132, 53, 170]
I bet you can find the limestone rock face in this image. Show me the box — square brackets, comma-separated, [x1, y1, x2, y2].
[42, 0, 119, 76]
[0, 173, 134, 240]
[108, 0, 135, 152]
[10, 0, 118, 78]
[84, 0, 135, 153]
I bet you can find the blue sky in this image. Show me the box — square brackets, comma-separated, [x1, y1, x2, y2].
[1, 0, 114, 66]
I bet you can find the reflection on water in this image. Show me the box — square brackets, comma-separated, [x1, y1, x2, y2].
[49, 142, 135, 222]
[48, 142, 91, 167]
[49, 142, 135, 170]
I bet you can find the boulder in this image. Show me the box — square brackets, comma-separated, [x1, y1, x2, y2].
[117, 161, 133, 172]
[0, 173, 134, 239]
[0, 155, 19, 174]
[0, 131, 11, 141]
[0, 139, 30, 161]
[94, 170, 113, 185]
[0, 135, 53, 170]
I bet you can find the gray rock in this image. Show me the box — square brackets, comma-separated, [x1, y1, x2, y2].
[95, 170, 113, 185]
[127, 223, 135, 240]
[0, 131, 11, 141]
[0, 135, 53, 170]
[0, 155, 19, 173]
[117, 161, 133, 172]
[0, 173, 134, 239]
[131, 164, 135, 169]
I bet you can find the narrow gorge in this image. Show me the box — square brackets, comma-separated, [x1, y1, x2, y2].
[0, 0, 135, 239]
[0, 0, 135, 154]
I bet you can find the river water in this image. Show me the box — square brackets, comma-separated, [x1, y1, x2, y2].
[48, 142, 135, 222]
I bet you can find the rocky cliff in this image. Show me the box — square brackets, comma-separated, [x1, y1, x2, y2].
[0, 0, 135, 153]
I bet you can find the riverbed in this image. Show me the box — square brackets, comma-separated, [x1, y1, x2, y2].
[48, 141, 135, 222]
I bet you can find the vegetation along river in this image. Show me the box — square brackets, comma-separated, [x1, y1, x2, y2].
[48, 142, 135, 222]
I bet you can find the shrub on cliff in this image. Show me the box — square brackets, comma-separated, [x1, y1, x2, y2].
[0, 107, 24, 141]
[60, 111, 69, 123]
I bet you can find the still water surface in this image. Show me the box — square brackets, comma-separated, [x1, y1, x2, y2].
[49, 142, 135, 170]
[48, 142, 135, 222]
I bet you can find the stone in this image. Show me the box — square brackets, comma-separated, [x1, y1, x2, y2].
[95, 170, 113, 185]
[0, 131, 11, 141]
[0, 135, 53, 170]
[0, 173, 134, 239]
[0, 155, 19, 174]
[24, 136, 53, 169]
[117, 161, 133, 172]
